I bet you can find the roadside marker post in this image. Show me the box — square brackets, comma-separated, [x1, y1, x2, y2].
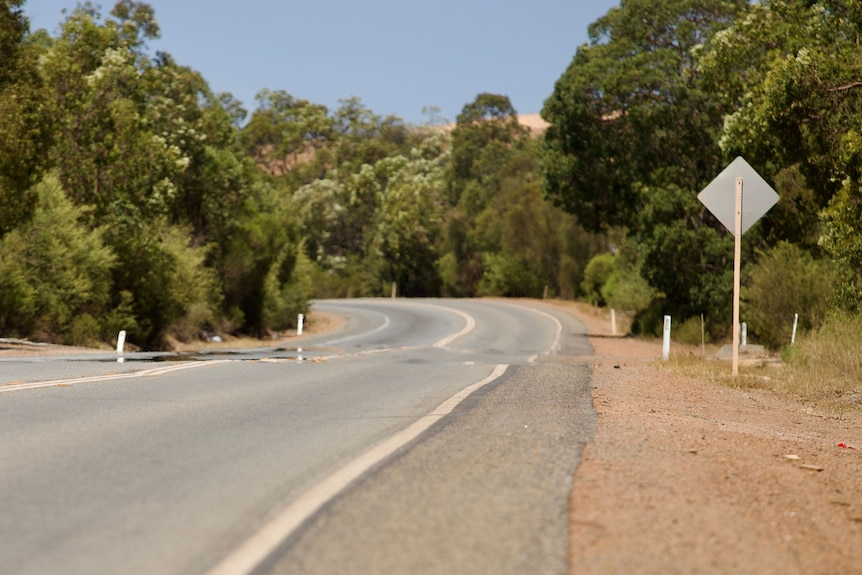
[791, 313, 799, 345]
[662, 316, 671, 362]
[116, 329, 127, 364]
[698, 157, 778, 376]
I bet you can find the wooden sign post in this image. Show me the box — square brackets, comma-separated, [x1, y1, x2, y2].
[698, 158, 778, 376]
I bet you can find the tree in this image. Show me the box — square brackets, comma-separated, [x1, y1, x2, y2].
[0, 0, 51, 234]
[541, 0, 748, 331]
[242, 88, 333, 175]
[371, 136, 449, 296]
[698, 0, 862, 309]
[542, 0, 747, 233]
[449, 93, 529, 205]
[40, 3, 185, 224]
[0, 175, 115, 343]
[144, 52, 251, 243]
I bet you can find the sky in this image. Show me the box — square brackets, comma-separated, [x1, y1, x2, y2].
[24, 0, 620, 125]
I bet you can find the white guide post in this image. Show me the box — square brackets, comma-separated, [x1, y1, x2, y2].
[791, 313, 799, 345]
[297, 314, 304, 336]
[732, 178, 743, 377]
[116, 329, 127, 363]
[662, 315, 672, 362]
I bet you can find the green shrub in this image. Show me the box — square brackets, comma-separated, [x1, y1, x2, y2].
[0, 251, 37, 336]
[601, 267, 654, 314]
[673, 315, 710, 346]
[263, 248, 314, 331]
[0, 175, 115, 343]
[743, 242, 835, 349]
[478, 252, 543, 297]
[632, 297, 667, 338]
[581, 253, 615, 305]
[67, 314, 101, 347]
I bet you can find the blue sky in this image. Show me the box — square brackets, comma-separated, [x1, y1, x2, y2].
[24, 1, 620, 125]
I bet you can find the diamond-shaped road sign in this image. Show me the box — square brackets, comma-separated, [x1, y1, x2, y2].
[698, 156, 778, 235]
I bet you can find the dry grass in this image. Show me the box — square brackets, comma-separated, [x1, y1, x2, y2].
[658, 312, 862, 408]
[780, 313, 862, 397]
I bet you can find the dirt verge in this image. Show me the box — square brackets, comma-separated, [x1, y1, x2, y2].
[564, 303, 862, 574]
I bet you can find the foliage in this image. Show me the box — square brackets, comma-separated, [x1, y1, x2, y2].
[601, 266, 654, 316]
[449, 93, 529, 204]
[673, 316, 709, 346]
[221, 180, 308, 335]
[542, 0, 747, 233]
[242, 88, 332, 175]
[440, 95, 601, 298]
[698, 0, 862, 308]
[371, 145, 448, 296]
[0, 0, 51, 234]
[0, 175, 115, 341]
[779, 312, 862, 396]
[542, 0, 748, 331]
[478, 252, 543, 298]
[743, 242, 836, 349]
[581, 253, 615, 306]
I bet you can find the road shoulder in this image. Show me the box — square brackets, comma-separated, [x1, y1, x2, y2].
[266, 359, 595, 575]
[566, 304, 862, 574]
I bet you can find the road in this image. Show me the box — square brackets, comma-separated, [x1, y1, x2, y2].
[0, 298, 594, 575]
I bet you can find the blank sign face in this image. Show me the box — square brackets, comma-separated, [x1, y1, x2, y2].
[698, 156, 779, 235]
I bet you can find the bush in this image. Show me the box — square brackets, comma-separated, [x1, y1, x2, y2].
[67, 313, 101, 347]
[0, 252, 37, 336]
[673, 315, 710, 346]
[0, 175, 115, 342]
[262, 248, 314, 331]
[109, 221, 221, 348]
[780, 312, 862, 396]
[478, 252, 543, 297]
[743, 242, 835, 349]
[631, 297, 667, 338]
[581, 253, 615, 305]
[601, 267, 654, 314]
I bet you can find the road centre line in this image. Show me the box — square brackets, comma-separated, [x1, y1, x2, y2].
[518, 305, 564, 359]
[428, 304, 476, 349]
[322, 308, 391, 346]
[205, 363, 510, 575]
[0, 360, 230, 394]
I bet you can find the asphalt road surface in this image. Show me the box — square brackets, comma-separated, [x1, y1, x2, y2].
[0, 298, 594, 575]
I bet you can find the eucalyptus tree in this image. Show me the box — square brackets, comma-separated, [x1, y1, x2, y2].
[699, 0, 862, 308]
[448, 92, 529, 207]
[371, 134, 449, 296]
[541, 0, 747, 327]
[542, 0, 747, 232]
[40, 2, 184, 224]
[242, 88, 333, 176]
[0, 0, 51, 234]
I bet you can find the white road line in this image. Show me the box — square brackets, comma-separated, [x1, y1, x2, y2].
[428, 304, 476, 349]
[0, 360, 230, 393]
[205, 363, 509, 575]
[322, 309, 391, 346]
[520, 306, 564, 360]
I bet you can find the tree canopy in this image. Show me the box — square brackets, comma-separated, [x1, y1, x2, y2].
[9, 0, 862, 349]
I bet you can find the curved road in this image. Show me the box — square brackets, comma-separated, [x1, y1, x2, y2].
[0, 298, 594, 575]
